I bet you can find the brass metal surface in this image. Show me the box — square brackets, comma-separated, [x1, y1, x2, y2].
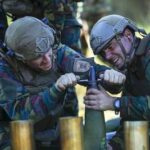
[124, 121, 149, 150]
[59, 116, 84, 150]
[10, 120, 35, 150]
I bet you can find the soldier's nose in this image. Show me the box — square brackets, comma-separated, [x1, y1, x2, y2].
[43, 53, 51, 63]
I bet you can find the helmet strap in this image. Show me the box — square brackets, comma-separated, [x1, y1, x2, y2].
[115, 35, 136, 70]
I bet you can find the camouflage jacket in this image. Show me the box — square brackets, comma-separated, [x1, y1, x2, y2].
[0, 44, 85, 122]
[2, 0, 83, 30]
[0, 43, 112, 149]
[0, 44, 84, 149]
[110, 35, 150, 149]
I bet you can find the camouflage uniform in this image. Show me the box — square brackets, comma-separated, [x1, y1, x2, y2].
[0, 45, 112, 150]
[42, 0, 83, 52]
[109, 35, 150, 150]
[0, 43, 84, 150]
[0, 16, 113, 150]
[90, 14, 150, 150]
[2, 0, 83, 53]
[0, 16, 84, 150]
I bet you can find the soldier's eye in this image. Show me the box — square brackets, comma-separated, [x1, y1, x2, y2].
[99, 50, 106, 58]
[108, 42, 114, 50]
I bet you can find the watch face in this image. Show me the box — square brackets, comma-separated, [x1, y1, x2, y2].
[115, 99, 120, 109]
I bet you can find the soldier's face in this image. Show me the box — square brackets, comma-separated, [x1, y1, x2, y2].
[101, 38, 126, 69]
[27, 50, 53, 71]
[101, 29, 133, 69]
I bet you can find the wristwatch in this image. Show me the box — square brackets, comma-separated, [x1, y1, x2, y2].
[113, 98, 120, 114]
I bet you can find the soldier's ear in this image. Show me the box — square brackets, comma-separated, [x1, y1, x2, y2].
[124, 28, 133, 41]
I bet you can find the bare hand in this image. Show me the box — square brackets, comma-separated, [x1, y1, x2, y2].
[100, 69, 126, 84]
[84, 88, 116, 111]
[55, 73, 80, 91]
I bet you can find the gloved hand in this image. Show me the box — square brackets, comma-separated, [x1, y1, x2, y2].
[99, 69, 126, 84]
[55, 73, 80, 91]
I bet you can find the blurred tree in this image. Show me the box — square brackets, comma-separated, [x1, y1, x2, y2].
[80, 0, 111, 53]
[81, 0, 111, 31]
[110, 0, 150, 25]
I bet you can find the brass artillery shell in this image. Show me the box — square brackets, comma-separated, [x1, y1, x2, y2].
[59, 116, 84, 150]
[124, 121, 149, 150]
[10, 120, 35, 150]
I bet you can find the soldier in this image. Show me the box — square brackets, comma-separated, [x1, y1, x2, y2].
[0, 16, 126, 150]
[2, 0, 83, 53]
[84, 14, 150, 149]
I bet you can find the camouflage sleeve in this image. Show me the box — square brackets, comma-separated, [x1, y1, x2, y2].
[120, 95, 150, 119]
[56, 44, 82, 72]
[44, 0, 78, 30]
[56, 44, 109, 73]
[120, 59, 150, 119]
[0, 61, 66, 123]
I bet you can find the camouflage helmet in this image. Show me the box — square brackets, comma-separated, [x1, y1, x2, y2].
[5, 16, 56, 60]
[90, 14, 139, 54]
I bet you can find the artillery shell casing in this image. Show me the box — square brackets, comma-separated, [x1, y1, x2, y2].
[59, 116, 84, 150]
[124, 121, 149, 150]
[10, 120, 35, 150]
